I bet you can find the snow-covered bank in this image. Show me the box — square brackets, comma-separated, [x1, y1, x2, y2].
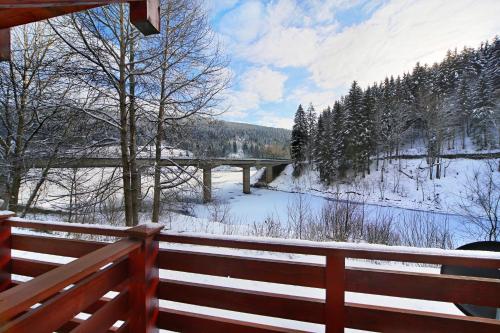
[272, 159, 499, 215]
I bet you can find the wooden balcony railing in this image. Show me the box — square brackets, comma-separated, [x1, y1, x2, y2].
[1, 212, 500, 332]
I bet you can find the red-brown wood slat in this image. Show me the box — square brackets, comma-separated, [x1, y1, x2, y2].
[0, 239, 138, 322]
[69, 291, 129, 333]
[160, 248, 500, 308]
[10, 279, 128, 323]
[0, 5, 98, 29]
[6, 218, 129, 238]
[346, 267, 500, 307]
[325, 255, 345, 333]
[127, 224, 162, 333]
[158, 279, 324, 324]
[57, 317, 123, 333]
[11, 234, 105, 257]
[0, 220, 11, 292]
[2, 260, 128, 333]
[157, 307, 310, 333]
[159, 233, 500, 268]
[345, 302, 500, 333]
[0, 1, 160, 37]
[159, 249, 325, 288]
[11, 257, 60, 277]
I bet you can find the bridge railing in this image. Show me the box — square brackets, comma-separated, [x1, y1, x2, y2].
[1, 213, 500, 332]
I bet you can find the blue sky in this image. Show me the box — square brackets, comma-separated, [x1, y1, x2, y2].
[207, 0, 500, 129]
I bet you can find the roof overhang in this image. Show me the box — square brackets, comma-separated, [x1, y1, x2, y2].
[0, 0, 160, 61]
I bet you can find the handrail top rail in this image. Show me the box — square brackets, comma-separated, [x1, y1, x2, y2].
[3, 213, 500, 267]
[0, 238, 140, 322]
[159, 232, 500, 267]
[2, 215, 129, 237]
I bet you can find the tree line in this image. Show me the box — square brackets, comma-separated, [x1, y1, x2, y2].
[291, 37, 499, 183]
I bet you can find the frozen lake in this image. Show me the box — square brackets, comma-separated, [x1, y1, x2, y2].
[193, 167, 481, 246]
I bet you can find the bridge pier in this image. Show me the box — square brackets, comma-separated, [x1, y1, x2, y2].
[242, 166, 250, 194]
[202, 167, 212, 203]
[265, 166, 273, 184]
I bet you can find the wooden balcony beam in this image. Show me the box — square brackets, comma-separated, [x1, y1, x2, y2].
[0, 0, 159, 61]
[0, 29, 10, 61]
[0, 1, 142, 8]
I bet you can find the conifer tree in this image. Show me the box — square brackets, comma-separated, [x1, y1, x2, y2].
[314, 111, 328, 181]
[331, 101, 346, 179]
[360, 86, 375, 175]
[457, 77, 472, 148]
[306, 103, 317, 164]
[472, 73, 495, 148]
[345, 81, 364, 175]
[291, 104, 308, 176]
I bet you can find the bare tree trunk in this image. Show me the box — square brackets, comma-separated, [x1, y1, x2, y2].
[128, 30, 140, 225]
[152, 4, 170, 223]
[118, 6, 133, 226]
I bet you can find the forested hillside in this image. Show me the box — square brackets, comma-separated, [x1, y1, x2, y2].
[292, 37, 499, 183]
[180, 119, 291, 158]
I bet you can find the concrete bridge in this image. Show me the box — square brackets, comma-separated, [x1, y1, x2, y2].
[26, 157, 292, 202]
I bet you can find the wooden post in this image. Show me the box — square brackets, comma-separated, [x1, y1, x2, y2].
[0, 212, 14, 292]
[0, 29, 10, 62]
[130, 0, 160, 35]
[325, 254, 345, 333]
[127, 223, 164, 333]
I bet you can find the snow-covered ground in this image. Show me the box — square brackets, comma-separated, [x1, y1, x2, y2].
[189, 160, 496, 246]
[19, 157, 497, 246]
[272, 159, 499, 215]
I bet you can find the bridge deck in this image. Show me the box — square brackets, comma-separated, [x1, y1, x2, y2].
[27, 157, 292, 169]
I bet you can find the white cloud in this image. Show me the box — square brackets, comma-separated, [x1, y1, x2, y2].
[207, 0, 239, 15]
[288, 87, 335, 111]
[243, 27, 321, 67]
[240, 66, 288, 102]
[218, 0, 342, 68]
[310, 0, 500, 91]
[222, 66, 288, 118]
[257, 115, 294, 129]
[218, 1, 265, 43]
[222, 90, 260, 118]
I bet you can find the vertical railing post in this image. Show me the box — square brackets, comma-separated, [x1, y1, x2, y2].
[127, 223, 164, 333]
[325, 254, 346, 333]
[0, 211, 14, 292]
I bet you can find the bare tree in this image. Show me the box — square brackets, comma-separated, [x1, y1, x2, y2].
[143, 0, 229, 222]
[459, 161, 499, 241]
[0, 23, 79, 212]
[51, 4, 146, 225]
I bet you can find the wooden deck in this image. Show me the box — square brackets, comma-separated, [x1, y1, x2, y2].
[1, 212, 499, 332]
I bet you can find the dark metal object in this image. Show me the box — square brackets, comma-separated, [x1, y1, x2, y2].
[441, 241, 500, 318]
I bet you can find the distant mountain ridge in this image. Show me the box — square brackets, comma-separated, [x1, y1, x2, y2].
[180, 119, 291, 159]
